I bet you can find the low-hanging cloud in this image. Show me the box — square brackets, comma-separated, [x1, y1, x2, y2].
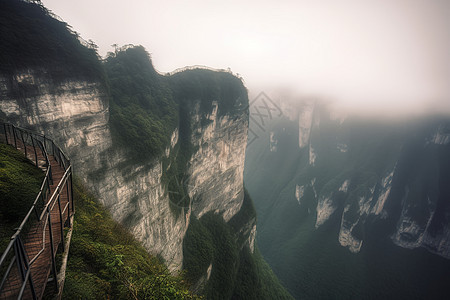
[43, 0, 450, 116]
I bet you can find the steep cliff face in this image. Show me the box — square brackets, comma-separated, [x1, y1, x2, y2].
[245, 100, 450, 299]
[294, 104, 450, 258]
[188, 101, 247, 221]
[0, 2, 295, 298]
[0, 70, 111, 176]
[0, 0, 254, 274]
[0, 68, 250, 271]
[91, 142, 190, 271]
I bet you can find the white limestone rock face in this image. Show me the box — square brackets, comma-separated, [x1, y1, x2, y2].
[339, 180, 350, 193]
[338, 208, 363, 253]
[95, 148, 190, 271]
[372, 168, 395, 217]
[298, 101, 315, 149]
[187, 101, 248, 222]
[315, 194, 336, 228]
[0, 71, 188, 270]
[295, 184, 305, 204]
[0, 71, 111, 176]
[0, 71, 251, 271]
[248, 224, 257, 252]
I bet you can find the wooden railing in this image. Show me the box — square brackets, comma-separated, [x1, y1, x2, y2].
[0, 122, 74, 300]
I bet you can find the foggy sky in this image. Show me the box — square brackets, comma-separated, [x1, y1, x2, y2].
[42, 0, 450, 116]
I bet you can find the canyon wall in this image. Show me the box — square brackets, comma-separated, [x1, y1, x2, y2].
[0, 69, 250, 271]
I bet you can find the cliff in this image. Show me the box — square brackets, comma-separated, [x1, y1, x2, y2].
[244, 99, 450, 299]
[0, 1, 254, 275]
[294, 104, 450, 258]
[0, 65, 250, 273]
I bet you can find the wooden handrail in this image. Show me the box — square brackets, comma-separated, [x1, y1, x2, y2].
[0, 122, 74, 300]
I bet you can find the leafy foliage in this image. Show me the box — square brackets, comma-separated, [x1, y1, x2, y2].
[169, 69, 248, 118]
[0, 0, 104, 81]
[104, 46, 248, 216]
[104, 45, 248, 165]
[105, 46, 178, 161]
[183, 192, 293, 299]
[182, 217, 214, 285]
[63, 179, 201, 299]
[232, 248, 293, 300]
[161, 102, 194, 215]
[0, 143, 44, 252]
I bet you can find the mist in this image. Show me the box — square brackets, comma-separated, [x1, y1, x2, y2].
[42, 0, 450, 116]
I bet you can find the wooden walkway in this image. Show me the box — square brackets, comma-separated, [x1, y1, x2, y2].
[0, 126, 73, 300]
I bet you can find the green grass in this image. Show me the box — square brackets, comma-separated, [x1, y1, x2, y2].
[0, 143, 44, 252]
[62, 179, 201, 299]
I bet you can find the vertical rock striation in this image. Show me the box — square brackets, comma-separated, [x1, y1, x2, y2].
[187, 101, 248, 222]
[0, 69, 250, 271]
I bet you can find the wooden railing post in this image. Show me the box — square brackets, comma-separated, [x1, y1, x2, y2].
[17, 237, 37, 300]
[47, 209, 59, 292]
[47, 173, 52, 195]
[31, 136, 38, 166]
[1, 122, 74, 299]
[13, 239, 25, 282]
[66, 176, 71, 227]
[57, 195, 65, 252]
[70, 172, 74, 214]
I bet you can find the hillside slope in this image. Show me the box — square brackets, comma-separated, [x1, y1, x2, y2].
[63, 179, 200, 299]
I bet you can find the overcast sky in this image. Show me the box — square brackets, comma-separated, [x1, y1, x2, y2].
[42, 0, 450, 116]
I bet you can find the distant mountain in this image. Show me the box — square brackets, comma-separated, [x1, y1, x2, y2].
[245, 99, 450, 299]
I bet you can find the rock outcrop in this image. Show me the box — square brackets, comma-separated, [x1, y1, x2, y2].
[0, 68, 250, 271]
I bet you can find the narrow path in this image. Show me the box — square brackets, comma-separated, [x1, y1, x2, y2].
[0, 125, 73, 300]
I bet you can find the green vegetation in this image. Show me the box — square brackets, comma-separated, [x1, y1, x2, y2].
[104, 45, 248, 215]
[244, 114, 450, 299]
[105, 46, 178, 161]
[63, 179, 201, 299]
[0, 0, 104, 82]
[0, 143, 44, 252]
[233, 248, 294, 300]
[161, 102, 193, 215]
[104, 45, 248, 164]
[183, 190, 293, 299]
[169, 69, 247, 118]
[1, 2, 289, 297]
[184, 212, 239, 299]
[229, 188, 257, 233]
